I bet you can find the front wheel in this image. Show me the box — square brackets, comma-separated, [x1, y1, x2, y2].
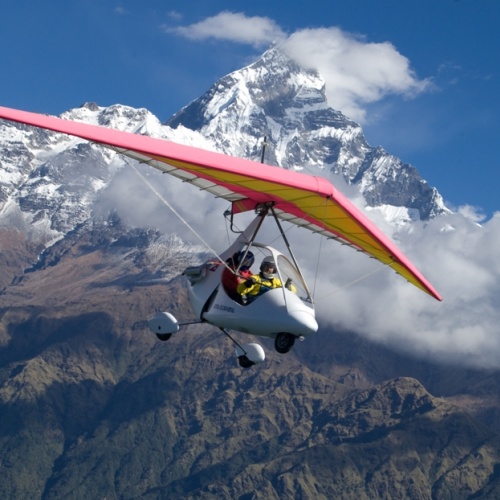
[156, 332, 172, 342]
[274, 332, 296, 354]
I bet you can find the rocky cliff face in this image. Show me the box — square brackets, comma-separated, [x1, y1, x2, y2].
[2, 266, 499, 499]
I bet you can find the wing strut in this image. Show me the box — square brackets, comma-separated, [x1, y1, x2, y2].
[269, 205, 315, 303]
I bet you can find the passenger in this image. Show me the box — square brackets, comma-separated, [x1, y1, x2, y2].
[221, 250, 254, 301]
[237, 256, 283, 300]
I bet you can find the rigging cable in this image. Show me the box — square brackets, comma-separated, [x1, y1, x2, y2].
[312, 234, 323, 300]
[314, 266, 384, 304]
[125, 159, 232, 272]
[312, 195, 330, 300]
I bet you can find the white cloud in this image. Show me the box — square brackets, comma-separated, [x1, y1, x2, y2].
[279, 28, 431, 123]
[94, 163, 230, 249]
[311, 211, 500, 369]
[104, 157, 500, 370]
[164, 11, 286, 48]
[167, 11, 183, 22]
[114, 6, 128, 15]
[456, 204, 487, 223]
[114, 154, 500, 370]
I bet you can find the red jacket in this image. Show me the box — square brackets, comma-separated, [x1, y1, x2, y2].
[222, 266, 252, 300]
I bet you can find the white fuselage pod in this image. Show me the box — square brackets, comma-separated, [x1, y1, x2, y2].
[202, 286, 318, 338]
[185, 215, 318, 340]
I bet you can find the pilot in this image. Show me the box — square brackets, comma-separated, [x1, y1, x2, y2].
[222, 250, 254, 301]
[237, 256, 283, 300]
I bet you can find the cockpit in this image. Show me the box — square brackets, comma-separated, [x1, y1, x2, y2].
[221, 243, 314, 308]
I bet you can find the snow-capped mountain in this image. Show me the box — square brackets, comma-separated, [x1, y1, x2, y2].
[0, 47, 449, 256]
[0, 103, 208, 244]
[168, 48, 449, 221]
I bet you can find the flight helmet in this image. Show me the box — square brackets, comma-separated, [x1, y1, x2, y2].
[260, 256, 276, 279]
[234, 250, 255, 269]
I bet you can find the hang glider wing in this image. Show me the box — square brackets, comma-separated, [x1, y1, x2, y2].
[0, 106, 441, 300]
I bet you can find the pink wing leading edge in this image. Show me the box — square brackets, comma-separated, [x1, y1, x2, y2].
[0, 106, 441, 300]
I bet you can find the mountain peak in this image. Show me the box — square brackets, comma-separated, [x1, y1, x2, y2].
[166, 48, 449, 220]
[168, 47, 328, 129]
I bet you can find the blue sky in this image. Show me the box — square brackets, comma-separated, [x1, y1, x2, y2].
[1, 0, 499, 217]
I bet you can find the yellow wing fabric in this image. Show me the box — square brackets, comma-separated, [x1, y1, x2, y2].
[0, 106, 441, 300]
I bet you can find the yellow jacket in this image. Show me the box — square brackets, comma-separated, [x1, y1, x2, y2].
[237, 274, 283, 297]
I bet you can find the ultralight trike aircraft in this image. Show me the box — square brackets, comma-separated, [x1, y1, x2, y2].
[0, 106, 442, 368]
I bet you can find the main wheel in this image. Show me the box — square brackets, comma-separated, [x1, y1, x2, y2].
[274, 332, 296, 354]
[156, 332, 172, 342]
